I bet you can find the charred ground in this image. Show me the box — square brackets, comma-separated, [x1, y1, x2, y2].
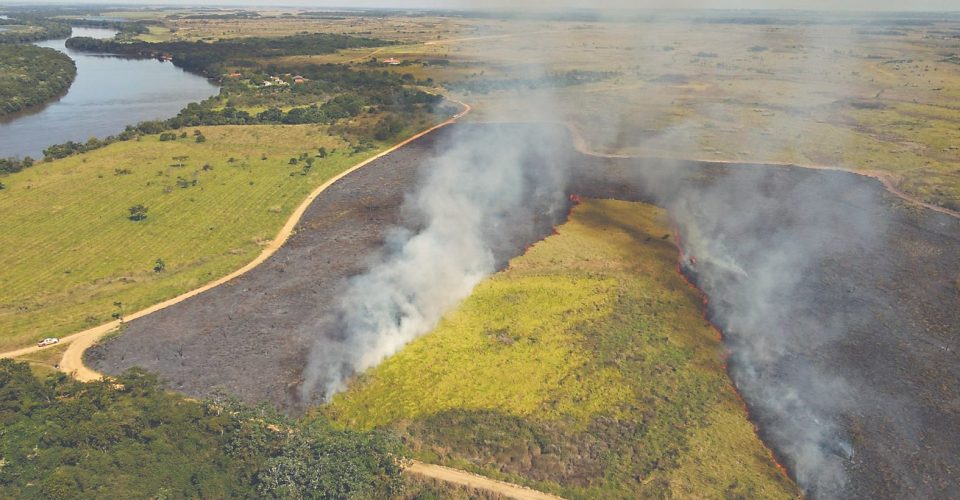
[88, 123, 960, 498]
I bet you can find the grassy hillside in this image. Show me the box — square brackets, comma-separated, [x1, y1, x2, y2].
[326, 198, 799, 499]
[0, 121, 440, 350]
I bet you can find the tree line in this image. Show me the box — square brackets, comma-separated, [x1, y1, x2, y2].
[0, 18, 71, 44]
[0, 360, 406, 498]
[65, 32, 396, 76]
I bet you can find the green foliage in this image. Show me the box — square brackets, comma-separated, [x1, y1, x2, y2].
[374, 113, 405, 141]
[0, 44, 76, 117]
[0, 359, 406, 499]
[153, 257, 165, 273]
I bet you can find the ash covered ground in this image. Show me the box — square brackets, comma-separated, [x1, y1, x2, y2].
[89, 123, 959, 498]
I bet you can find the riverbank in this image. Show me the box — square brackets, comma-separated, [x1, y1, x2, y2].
[0, 27, 218, 159]
[0, 44, 76, 119]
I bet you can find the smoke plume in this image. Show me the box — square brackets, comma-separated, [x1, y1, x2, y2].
[300, 122, 571, 401]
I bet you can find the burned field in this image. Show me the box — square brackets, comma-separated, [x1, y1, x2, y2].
[87, 123, 574, 412]
[88, 123, 960, 497]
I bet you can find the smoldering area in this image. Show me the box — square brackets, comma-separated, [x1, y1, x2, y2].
[88, 122, 960, 498]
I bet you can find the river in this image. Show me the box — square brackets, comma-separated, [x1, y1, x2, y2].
[0, 27, 219, 159]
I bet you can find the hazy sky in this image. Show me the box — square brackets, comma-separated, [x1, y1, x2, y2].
[11, 1, 960, 12]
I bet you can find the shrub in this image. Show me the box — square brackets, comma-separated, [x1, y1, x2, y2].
[128, 204, 149, 221]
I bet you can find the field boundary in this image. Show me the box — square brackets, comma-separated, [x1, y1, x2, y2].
[565, 122, 960, 220]
[0, 100, 471, 380]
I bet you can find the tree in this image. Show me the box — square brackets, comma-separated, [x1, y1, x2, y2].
[128, 204, 149, 221]
[153, 258, 166, 273]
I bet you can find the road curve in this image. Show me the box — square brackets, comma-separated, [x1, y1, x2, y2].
[1, 100, 471, 380]
[405, 461, 563, 500]
[566, 122, 960, 221]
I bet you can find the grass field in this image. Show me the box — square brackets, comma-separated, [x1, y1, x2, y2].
[325, 198, 799, 499]
[95, 9, 960, 209]
[303, 15, 958, 211]
[0, 119, 441, 351]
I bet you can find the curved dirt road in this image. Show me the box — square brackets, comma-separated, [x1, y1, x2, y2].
[565, 122, 960, 220]
[1, 101, 471, 380]
[405, 461, 562, 500]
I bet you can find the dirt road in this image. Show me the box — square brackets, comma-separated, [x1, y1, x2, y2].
[0, 100, 471, 380]
[405, 461, 563, 500]
[566, 122, 960, 220]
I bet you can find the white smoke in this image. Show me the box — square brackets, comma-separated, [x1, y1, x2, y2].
[300, 120, 571, 400]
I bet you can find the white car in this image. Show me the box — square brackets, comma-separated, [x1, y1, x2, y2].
[37, 338, 59, 348]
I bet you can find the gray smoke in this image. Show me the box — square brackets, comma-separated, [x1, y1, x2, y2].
[300, 122, 571, 401]
[300, 7, 919, 497]
[661, 165, 887, 495]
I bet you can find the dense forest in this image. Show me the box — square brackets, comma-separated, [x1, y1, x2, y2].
[0, 360, 406, 498]
[65, 33, 395, 75]
[0, 44, 76, 117]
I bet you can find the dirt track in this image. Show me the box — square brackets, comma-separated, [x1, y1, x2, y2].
[83, 122, 959, 498]
[1, 105, 469, 380]
[406, 461, 563, 500]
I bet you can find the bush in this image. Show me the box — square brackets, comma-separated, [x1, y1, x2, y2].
[128, 204, 149, 221]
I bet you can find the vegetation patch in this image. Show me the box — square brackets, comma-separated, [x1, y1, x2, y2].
[326, 198, 799, 498]
[0, 44, 76, 117]
[0, 359, 405, 498]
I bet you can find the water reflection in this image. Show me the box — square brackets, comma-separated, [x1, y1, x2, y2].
[0, 27, 219, 159]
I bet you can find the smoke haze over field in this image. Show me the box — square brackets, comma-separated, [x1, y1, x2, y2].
[290, 5, 958, 497]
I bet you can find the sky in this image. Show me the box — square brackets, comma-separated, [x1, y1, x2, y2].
[9, 1, 960, 12]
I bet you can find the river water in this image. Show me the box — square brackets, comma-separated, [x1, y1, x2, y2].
[0, 27, 219, 159]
